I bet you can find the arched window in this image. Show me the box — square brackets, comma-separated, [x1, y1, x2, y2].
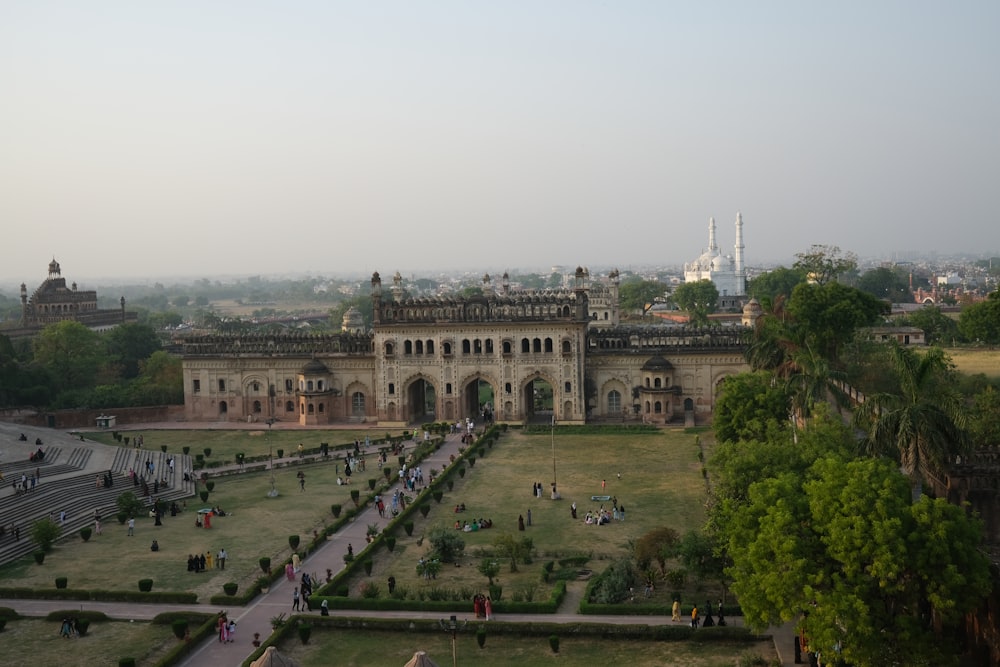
[462, 339, 471, 354]
[308, 403, 315, 414]
[285, 379, 293, 391]
[385, 342, 394, 356]
[404, 340, 413, 355]
[415, 340, 423, 354]
[427, 340, 435, 354]
[485, 339, 494, 353]
[533, 338, 541, 353]
[219, 401, 228, 414]
[608, 390, 621, 414]
[562, 340, 571, 354]
[318, 403, 324, 413]
[318, 380, 324, 391]
[545, 338, 553, 353]
[307, 380, 314, 392]
[352, 392, 365, 416]
[446, 383, 452, 395]
[654, 401, 662, 414]
[505, 383, 512, 394]
[253, 400, 262, 413]
[285, 401, 295, 412]
[521, 338, 530, 353]
[474, 339, 483, 354]
[645, 378, 650, 388]
[564, 382, 572, 393]
[502, 341, 512, 354]
[443, 342, 452, 355]
[654, 378, 662, 388]
[388, 383, 395, 395]
[252, 382, 260, 392]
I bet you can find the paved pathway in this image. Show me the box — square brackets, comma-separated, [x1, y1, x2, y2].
[0, 420, 799, 666]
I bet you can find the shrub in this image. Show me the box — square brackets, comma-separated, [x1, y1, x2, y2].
[203, 448, 212, 457]
[432, 490, 443, 503]
[289, 535, 300, 550]
[116, 511, 128, 525]
[489, 584, 502, 601]
[477, 627, 487, 649]
[336, 585, 349, 597]
[55, 577, 68, 589]
[80, 527, 92, 542]
[368, 478, 377, 490]
[138, 579, 153, 592]
[447, 480, 454, 491]
[276, 448, 284, 458]
[428, 527, 465, 563]
[419, 505, 430, 518]
[363, 560, 373, 576]
[119, 659, 136, 667]
[206, 481, 215, 492]
[259, 557, 271, 574]
[199, 490, 209, 503]
[161, 445, 168, 453]
[404, 521, 415, 536]
[361, 581, 381, 598]
[331, 504, 342, 518]
[33, 551, 45, 565]
[31, 518, 60, 553]
[223, 582, 238, 596]
[0, 619, 5, 632]
[182, 446, 190, 455]
[76, 619, 90, 636]
[298, 623, 312, 645]
[548, 635, 560, 653]
[468, 456, 476, 468]
[385, 536, 396, 552]
[458, 467, 466, 478]
[350, 489, 361, 506]
[383, 468, 393, 482]
[171, 619, 189, 640]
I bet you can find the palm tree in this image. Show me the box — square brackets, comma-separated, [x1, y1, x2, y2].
[852, 344, 969, 501]
[784, 344, 848, 430]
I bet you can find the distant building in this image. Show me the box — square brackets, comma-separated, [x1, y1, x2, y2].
[866, 326, 926, 346]
[2, 259, 136, 338]
[683, 213, 747, 308]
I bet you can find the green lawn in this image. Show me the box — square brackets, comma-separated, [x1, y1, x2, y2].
[274, 627, 776, 667]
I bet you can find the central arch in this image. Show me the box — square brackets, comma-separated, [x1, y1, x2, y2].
[405, 377, 437, 424]
[522, 374, 555, 424]
[461, 374, 496, 424]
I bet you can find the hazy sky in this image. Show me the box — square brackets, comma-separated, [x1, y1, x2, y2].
[2, 1, 998, 286]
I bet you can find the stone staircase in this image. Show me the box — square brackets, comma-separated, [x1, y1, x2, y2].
[0, 445, 194, 565]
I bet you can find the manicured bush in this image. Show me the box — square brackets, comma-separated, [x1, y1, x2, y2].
[368, 478, 377, 490]
[206, 481, 215, 492]
[331, 504, 342, 518]
[350, 489, 360, 506]
[138, 579, 153, 592]
[55, 577, 68, 589]
[458, 467, 466, 478]
[468, 456, 476, 468]
[363, 559, 373, 576]
[80, 527, 92, 542]
[383, 468, 392, 482]
[33, 551, 45, 565]
[477, 627, 487, 648]
[419, 505, 430, 518]
[199, 490, 209, 503]
[289, 535, 300, 550]
[171, 619, 188, 640]
[548, 635, 560, 653]
[404, 521, 415, 536]
[182, 446, 190, 455]
[447, 480, 454, 491]
[276, 449, 284, 458]
[298, 623, 312, 644]
[76, 619, 90, 636]
[432, 491, 443, 503]
[385, 536, 396, 552]
[161, 445, 168, 453]
[259, 557, 271, 574]
[116, 511, 128, 525]
[223, 582, 238, 596]
[203, 448, 212, 457]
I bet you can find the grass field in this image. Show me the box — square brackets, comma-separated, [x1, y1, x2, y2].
[0, 617, 179, 667]
[941, 347, 1000, 379]
[275, 628, 777, 667]
[342, 428, 713, 605]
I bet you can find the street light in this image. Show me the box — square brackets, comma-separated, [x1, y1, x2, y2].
[438, 614, 466, 667]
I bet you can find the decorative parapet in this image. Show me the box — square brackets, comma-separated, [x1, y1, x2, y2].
[180, 332, 374, 356]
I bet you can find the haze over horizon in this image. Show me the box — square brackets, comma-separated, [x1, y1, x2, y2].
[3, 1, 998, 287]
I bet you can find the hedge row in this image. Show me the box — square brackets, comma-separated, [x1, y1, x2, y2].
[0, 588, 197, 604]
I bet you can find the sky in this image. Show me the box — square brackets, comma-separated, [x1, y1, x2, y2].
[2, 1, 999, 286]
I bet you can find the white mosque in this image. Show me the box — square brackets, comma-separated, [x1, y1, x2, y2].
[683, 212, 747, 309]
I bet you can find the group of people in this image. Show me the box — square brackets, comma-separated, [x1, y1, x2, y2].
[187, 549, 227, 572]
[673, 599, 726, 628]
[292, 571, 316, 611]
[472, 593, 493, 620]
[11, 469, 41, 495]
[17, 433, 43, 446]
[217, 613, 236, 643]
[571, 497, 626, 524]
[454, 518, 493, 532]
[59, 616, 82, 638]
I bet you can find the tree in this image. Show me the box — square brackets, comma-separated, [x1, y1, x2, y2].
[968, 385, 1000, 448]
[904, 305, 961, 345]
[633, 526, 679, 573]
[672, 280, 719, 326]
[477, 558, 501, 585]
[792, 244, 857, 285]
[618, 279, 666, 316]
[852, 345, 970, 501]
[712, 372, 790, 444]
[959, 291, 1000, 345]
[105, 323, 162, 379]
[724, 457, 989, 667]
[116, 491, 145, 519]
[786, 281, 888, 361]
[493, 533, 533, 573]
[427, 527, 465, 563]
[856, 266, 912, 302]
[31, 517, 61, 553]
[746, 266, 807, 302]
[32, 321, 104, 389]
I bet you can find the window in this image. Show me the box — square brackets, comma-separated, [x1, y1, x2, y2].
[308, 403, 314, 414]
[562, 340, 571, 354]
[446, 383, 452, 395]
[502, 341, 512, 354]
[564, 382, 571, 393]
[654, 378, 662, 388]
[193, 379, 201, 393]
[505, 383, 512, 394]
[545, 338, 553, 353]
[485, 339, 494, 353]
[352, 392, 365, 415]
[307, 380, 314, 392]
[253, 400, 262, 413]
[654, 401, 662, 414]
[219, 401, 228, 414]
[285, 401, 295, 412]
[317, 380, 324, 391]
[462, 339, 471, 354]
[404, 340, 413, 355]
[427, 340, 435, 354]
[533, 338, 541, 353]
[388, 383, 395, 395]
[252, 382, 260, 392]
[443, 342, 452, 355]
[318, 403, 324, 413]
[285, 379, 293, 392]
[474, 339, 483, 354]
[385, 342, 394, 356]
[608, 390, 621, 414]
[521, 338, 530, 353]
[218, 379, 226, 392]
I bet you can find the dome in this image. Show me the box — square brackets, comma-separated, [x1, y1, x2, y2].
[300, 359, 329, 375]
[641, 356, 673, 372]
[711, 254, 728, 271]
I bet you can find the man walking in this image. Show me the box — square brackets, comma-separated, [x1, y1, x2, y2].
[127, 517, 135, 536]
[218, 548, 227, 570]
[292, 586, 300, 611]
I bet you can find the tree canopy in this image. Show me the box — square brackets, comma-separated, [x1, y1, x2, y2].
[959, 291, 1000, 345]
[747, 266, 807, 302]
[618, 279, 666, 316]
[712, 372, 790, 444]
[792, 244, 858, 285]
[672, 279, 719, 326]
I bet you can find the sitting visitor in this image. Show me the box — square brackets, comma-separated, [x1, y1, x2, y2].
[454, 520, 461, 530]
[35, 437, 43, 445]
[18, 433, 27, 441]
[150, 539, 159, 552]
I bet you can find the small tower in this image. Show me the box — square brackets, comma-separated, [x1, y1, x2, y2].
[120, 296, 126, 323]
[391, 271, 404, 301]
[370, 272, 382, 325]
[609, 268, 621, 327]
[573, 266, 588, 320]
[734, 211, 746, 296]
[20, 283, 28, 325]
[502, 271, 510, 296]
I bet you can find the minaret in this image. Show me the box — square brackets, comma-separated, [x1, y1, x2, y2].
[734, 211, 745, 295]
[708, 217, 718, 254]
[370, 272, 382, 325]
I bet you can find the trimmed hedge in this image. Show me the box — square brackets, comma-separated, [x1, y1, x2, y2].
[0, 588, 197, 604]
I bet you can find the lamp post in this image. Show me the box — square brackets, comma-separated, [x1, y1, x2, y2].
[266, 418, 278, 497]
[439, 614, 465, 667]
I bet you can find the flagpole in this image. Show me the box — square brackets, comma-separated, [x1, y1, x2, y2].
[551, 413, 556, 495]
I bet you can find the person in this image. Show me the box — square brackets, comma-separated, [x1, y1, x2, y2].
[150, 539, 159, 552]
[518, 514, 525, 531]
[347, 543, 354, 558]
[484, 595, 493, 620]
[702, 599, 715, 627]
[286, 563, 295, 582]
[298, 471, 306, 492]
[226, 619, 236, 643]
[292, 552, 301, 572]
[127, 517, 135, 536]
[387, 575, 396, 595]
[691, 604, 700, 628]
[571, 501, 577, 519]
[671, 599, 681, 622]
[320, 599, 329, 616]
[218, 547, 227, 570]
[292, 586, 300, 611]
[206, 551, 213, 569]
[298, 443, 304, 458]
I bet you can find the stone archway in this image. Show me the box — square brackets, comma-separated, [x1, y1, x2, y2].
[523, 375, 555, 423]
[405, 377, 437, 424]
[461, 374, 497, 424]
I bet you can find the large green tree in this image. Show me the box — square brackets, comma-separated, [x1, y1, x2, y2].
[32, 321, 104, 388]
[105, 323, 162, 379]
[856, 266, 911, 302]
[958, 291, 1000, 345]
[903, 305, 961, 345]
[792, 244, 857, 285]
[747, 266, 807, 302]
[725, 456, 989, 667]
[618, 279, 666, 316]
[786, 281, 888, 361]
[712, 372, 790, 444]
[672, 279, 719, 326]
[852, 344, 969, 501]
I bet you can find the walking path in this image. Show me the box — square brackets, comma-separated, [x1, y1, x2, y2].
[0, 420, 799, 666]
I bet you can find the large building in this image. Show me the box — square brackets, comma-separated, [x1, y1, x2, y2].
[1, 259, 136, 338]
[181, 268, 750, 427]
[683, 212, 747, 308]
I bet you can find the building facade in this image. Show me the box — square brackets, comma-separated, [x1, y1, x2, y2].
[181, 268, 750, 427]
[683, 213, 747, 308]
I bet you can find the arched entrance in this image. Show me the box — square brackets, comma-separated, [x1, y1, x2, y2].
[463, 377, 495, 424]
[523, 377, 554, 423]
[406, 378, 436, 423]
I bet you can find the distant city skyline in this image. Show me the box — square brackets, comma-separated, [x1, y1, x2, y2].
[2, 2, 998, 286]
